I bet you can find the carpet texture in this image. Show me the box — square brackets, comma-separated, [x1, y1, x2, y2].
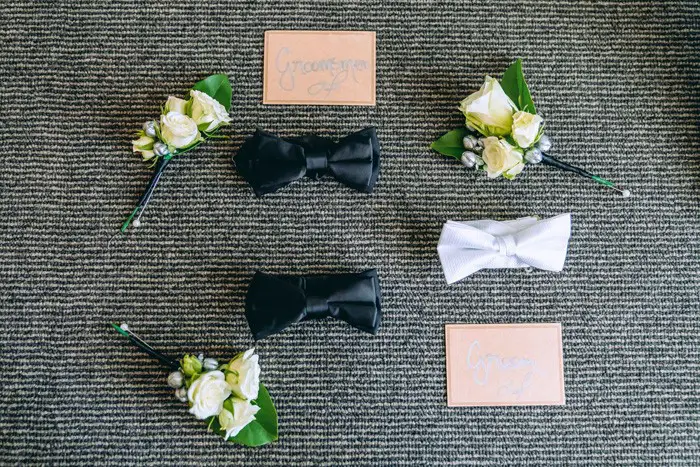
[1, 0, 699, 464]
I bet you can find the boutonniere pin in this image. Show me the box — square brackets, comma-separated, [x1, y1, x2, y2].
[111, 323, 278, 446]
[431, 59, 630, 197]
[122, 74, 233, 232]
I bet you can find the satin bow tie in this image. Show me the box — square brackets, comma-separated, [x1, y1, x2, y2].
[437, 214, 572, 283]
[244, 270, 382, 340]
[233, 127, 381, 196]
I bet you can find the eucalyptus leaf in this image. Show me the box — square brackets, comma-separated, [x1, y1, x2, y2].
[431, 127, 469, 159]
[192, 74, 232, 111]
[500, 59, 536, 114]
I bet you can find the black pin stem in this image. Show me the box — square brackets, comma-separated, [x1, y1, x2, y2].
[120, 157, 171, 232]
[541, 153, 630, 197]
[111, 323, 180, 370]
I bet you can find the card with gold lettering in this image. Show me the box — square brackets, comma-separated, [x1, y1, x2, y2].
[263, 30, 376, 106]
[445, 323, 565, 406]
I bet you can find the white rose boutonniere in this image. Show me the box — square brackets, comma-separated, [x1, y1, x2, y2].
[431, 59, 629, 196]
[120, 74, 234, 233]
[225, 348, 261, 401]
[111, 324, 278, 447]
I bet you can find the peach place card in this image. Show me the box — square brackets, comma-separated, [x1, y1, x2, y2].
[263, 30, 376, 106]
[445, 323, 565, 406]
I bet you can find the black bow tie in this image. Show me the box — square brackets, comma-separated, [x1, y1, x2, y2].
[244, 270, 382, 340]
[233, 127, 381, 196]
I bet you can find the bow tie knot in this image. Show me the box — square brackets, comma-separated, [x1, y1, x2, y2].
[304, 149, 330, 179]
[304, 293, 330, 317]
[234, 128, 381, 196]
[496, 235, 517, 257]
[437, 214, 572, 283]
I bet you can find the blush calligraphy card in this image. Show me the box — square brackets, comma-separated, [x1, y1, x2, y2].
[445, 323, 565, 406]
[263, 30, 376, 106]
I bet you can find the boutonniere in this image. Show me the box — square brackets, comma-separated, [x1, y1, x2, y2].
[431, 59, 630, 197]
[122, 74, 233, 232]
[111, 323, 278, 446]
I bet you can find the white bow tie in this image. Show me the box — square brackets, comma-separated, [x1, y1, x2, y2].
[437, 213, 572, 284]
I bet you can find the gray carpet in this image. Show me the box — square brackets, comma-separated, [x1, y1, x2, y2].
[1, 0, 699, 464]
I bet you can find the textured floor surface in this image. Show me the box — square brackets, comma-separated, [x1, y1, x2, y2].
[1, 0, 699, 465]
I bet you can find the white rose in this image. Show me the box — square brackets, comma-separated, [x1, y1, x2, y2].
[511, 111, 543, 148]
[218, 398, 260, 440]
[459, 76, 518, 137]
[187, 370, 231, 420]
[190, 90, 232, 132]
[159, 111, 201, 149]
[481, 136, 525, 179]
[164, 96, 188, 115]
[225, 348, 260, 401]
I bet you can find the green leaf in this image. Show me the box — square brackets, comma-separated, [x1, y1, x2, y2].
[500, 59, 536, 114]
[431, 127, 469, 159]
[192, 74, 232, 111]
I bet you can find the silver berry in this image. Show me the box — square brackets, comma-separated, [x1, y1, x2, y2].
[525, 148, 543, 164]
[536, 134, 552, 152]
[175, 387, 188, 403]
[203, 358, 219, 371]
[461, 151, 478, 168]
[462, 135, 479, 151]
[142, 120, 158, 138]
[167, 371, 185, 389]
[153, 142, 170, 157]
